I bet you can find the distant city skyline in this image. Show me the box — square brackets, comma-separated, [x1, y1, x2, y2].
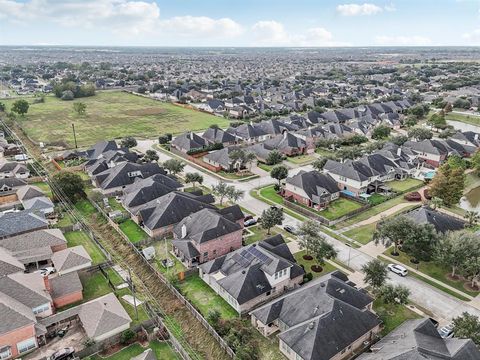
[0, 0, 479, 47]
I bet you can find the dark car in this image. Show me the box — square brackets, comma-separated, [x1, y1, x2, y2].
[50, 347, 75, 360]
[244, 215, 254, 221]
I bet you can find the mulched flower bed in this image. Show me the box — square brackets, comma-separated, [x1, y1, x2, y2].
[311, 265, 323, 273]
[303, 254, 313, 261]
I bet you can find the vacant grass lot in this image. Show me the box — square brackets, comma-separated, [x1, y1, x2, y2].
[176, 274, 237, 319]
[446, 112, 480, 126]
[5, 91, 230, 147]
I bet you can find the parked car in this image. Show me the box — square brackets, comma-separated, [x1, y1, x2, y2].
[438, 324, 455, 339]
[387, 264, 408, 277]
[35, 267, 56, 277]
[244, 215, 254, 221]
[49, 347, 75, 360]
[244, 218, 257, 227]
[283, 225, 297, 234]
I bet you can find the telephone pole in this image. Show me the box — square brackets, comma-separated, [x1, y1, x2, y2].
[71, 123, 78, 149]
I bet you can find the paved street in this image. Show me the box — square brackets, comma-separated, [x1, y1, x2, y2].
[135, 139, 480, 322]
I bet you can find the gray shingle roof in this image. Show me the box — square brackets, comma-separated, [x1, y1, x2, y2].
[286, 170, 339, 202]
[50, 271, 83, 299]
[0, 210, 48, 238]
[0, 247, 25, 275]
[405, 207, 465, 233]
[0, 291, 36, 335]
[95, 162, 166, 190]
[51, 245, 92, 273]
[0, 273, 51, 309]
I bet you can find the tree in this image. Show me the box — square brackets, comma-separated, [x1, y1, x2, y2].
[260, 207, 284, 235]
[265, 149, 283, 165]
[427, 112, 447, 130]
[471, 149, 480, 176]
[372, 125, 391, 140]
[270, 165, 288, 188]
[185, 172, 203, 190]
[447, 154, 467, 170]
[464, 211, 479, 227]
[312, 157, 332, 171]
[162, 159, 185, 176]
[362, 259, 388, 291]
[227, 187, 244, 203]
[430, 196, 443, 210]
[429, 163, 465, 207]
[11, 99, 29, 115]
[337, 146, 362, 161]
[212, 181, 230, 205]
[404, 116, 418, 128]
[391, 135, 408, 146]
[73, 102, 87, 115]
[402, 223, 437, 263]
[298, 220, 323, 255]
[408, 127, 433, 141]
[310, 237, 337, 267]
[144, 149, 159, 162]
[453, 313, 480, 346]
[121, 136, 137, 148]
[374, 216, 417, 256]
[61, 90, 75, 100]
[379, 284, 410, 305]
[51, 171, 85, 200]
[435, 231, 477, 278]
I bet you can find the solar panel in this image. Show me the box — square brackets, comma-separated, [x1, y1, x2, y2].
[247, 247, 273, 265]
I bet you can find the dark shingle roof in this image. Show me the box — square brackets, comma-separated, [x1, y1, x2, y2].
[405, 207, 465, 233]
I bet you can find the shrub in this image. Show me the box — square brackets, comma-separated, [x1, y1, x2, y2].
[158, 135, 170, 144]
[304, 272, 313, 282]
[404, 191, 421, 201]
[120, 329, 136, 345]
[423, 188, 432, 200]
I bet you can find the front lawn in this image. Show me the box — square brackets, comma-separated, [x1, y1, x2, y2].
[176, 275, 237, 319]
[259, 185, 284, 205]
[244, 225, 292, 245]
[388, 178, 423, 192]
[64, 230, 106, 264]
[91, 341, 179, 360]
[373, 299, 420, 335]
[218, 170, 256, 180]
[383, 249, 479, 297]
[343, 223, 376, 244]
[285, 154, 316, 165]
[293, 250, 337, 279]
[319, 198, 363, 220]
[119, 219, 148, 243]
[257, 163, 274, 172]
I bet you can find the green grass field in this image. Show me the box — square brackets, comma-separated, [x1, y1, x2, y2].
[64, 230, 106, 264]
[91, 341, 179, 360]
[387, 178, 423, 192]
[285, 154, 316, 165]
[319, 198, 363, 220]
[446, 112, 480, 126]
[4, 91, 230, 148]
[373, 299, 420, 336]
[294, 250, 337, 279]
[119, 219, 148, 243]
[176, 275, 237, 319]
[343, 223, 376, 244]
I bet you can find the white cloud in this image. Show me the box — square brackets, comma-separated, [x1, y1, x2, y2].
[251, 21, 346, 46]
[375, 35, 432, 45]
[160, 16, 243, 38]
[462, 29, 480, 43]
[336, 3, 384, 16]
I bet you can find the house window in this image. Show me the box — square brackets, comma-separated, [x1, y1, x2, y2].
[274, 272, 278, 280]
[213, 249, 217, 256]
[0, 346, 11, 360]
[203, 251, 208, 260]
[17, 338, 36, 354]
[32, 303, 50, 315]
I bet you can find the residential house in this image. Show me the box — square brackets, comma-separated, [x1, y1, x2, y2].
[450, 131, 480, 148]
[171, 132, 207, 153]
[172, 208, 243, 267]
[197, 99, 225, 115]
[199, 235, 304, 314]
[51, 246, 92, 276]
[0, 162, 29, 179]
[404, 139, 452, 168]
[0, 247, 25, 276]
[201, 127, 236, 146]
[263, 132, 310, 157]
[0, 178, 27, 207]
[0, 211, 49, 239]
[93, 162, 165, 195]
[357, 318, 480, 360]
[405, 206, 465, 233]
[226, 123, 268, 144]
[136, 191, 217, 238]
[283, 170, 340, 210]
[121, 174, 182, 215]
[203, 146, 252, 172]
[250, 272, 381, 360]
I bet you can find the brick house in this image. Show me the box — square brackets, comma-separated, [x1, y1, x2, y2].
[171, 208, 243, 267]
[283, 170, 340, 210]
[199, 235, 304, 315]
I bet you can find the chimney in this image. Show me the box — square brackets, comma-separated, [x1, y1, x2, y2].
[397, 147, 402, 157]
[283, 131, 288, 139]
[43, 275, 51, 293]
[181, 224, 187, 238]
[250, 120, 254, 126]
[475, 134, 479, 141]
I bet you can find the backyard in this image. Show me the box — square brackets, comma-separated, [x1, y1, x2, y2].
[319, 197, 363, 220]
[90, 341, 180, 360]
[64, 230, 106, 264]
[387, 178, 424, 192]
[119, 219, 148, 244]
[175, 274, 237, 319]
[4, 91, 230, 147]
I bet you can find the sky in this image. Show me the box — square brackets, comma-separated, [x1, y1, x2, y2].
[0, 0, 480, 47]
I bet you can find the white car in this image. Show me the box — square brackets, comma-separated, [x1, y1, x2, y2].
[35, 267, 56, 277]
[387, 264, 408, 277]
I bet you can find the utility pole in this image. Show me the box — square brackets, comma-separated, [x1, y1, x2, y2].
[127, 268, 139, 321]
[71, 123, 78, 149]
